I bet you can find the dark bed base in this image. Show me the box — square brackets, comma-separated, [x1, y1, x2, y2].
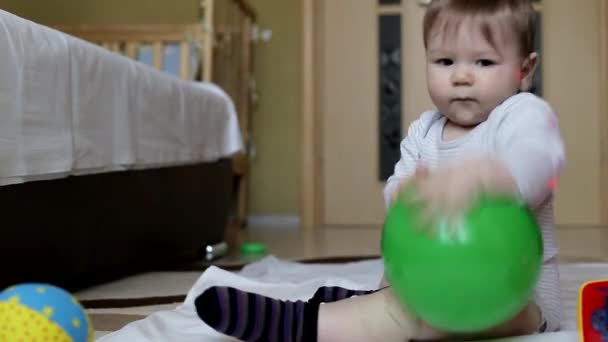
[0, 159, 233, 292]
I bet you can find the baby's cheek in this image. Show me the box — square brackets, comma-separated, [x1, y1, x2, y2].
[514, 69, 522, 82]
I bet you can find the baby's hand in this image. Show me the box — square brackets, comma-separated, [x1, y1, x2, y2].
[412, 164, 482, 234]
[389, 165, 429, 206]
[403, 157, 519, 237]
[418, 166, 480, 215]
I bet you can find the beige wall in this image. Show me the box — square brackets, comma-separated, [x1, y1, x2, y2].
[249, 0, 302, 215]
[543, 0, 605, 225]
[0, 0, 199, 24]
[0, 0, 303, 216]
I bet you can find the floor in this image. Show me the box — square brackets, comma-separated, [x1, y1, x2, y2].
[87, 223, 608, 338]
[207, 223, 608, 267]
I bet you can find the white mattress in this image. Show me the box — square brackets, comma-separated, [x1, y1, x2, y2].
[0, 10, 243, 186]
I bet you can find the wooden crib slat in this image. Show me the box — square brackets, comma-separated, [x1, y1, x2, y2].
[55, 24, 202, 42]
[239, 17, 252, 138]
[125, 42, 138, 59]
[180, 42, 190, 80]
[109, 42, 120, 53]
[152, 42, 163, 71]
[202, 0, 215, 82]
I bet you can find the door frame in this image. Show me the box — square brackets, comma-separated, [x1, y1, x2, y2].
[300, 0, 409, 229]
[300, 0, 319, 230]
[600, 0, 608, 225]
[301, 0, 608, 229]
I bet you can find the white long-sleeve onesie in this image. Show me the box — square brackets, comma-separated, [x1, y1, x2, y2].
[384, 92, 565, 332]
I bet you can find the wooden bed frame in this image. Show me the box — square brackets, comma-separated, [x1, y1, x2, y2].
[54, 0, 256, 227]
[1, 160, 233, 292]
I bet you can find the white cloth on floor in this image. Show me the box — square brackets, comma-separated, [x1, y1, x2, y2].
[97, 256, 584, 342]
[97, 257, 382, 342]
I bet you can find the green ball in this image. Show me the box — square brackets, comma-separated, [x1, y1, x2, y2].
[381, 189, 543, 333]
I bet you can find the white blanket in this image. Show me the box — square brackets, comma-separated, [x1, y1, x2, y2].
[0, 10, 242, 185]
[97, 257, 592, 342]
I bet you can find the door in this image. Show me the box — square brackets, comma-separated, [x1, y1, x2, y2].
[317, 0, 432, 226]
[313, 0, 607, 227]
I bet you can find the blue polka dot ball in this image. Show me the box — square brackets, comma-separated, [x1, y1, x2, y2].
[0, 283, 93, 342]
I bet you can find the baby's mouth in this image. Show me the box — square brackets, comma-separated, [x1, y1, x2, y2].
[450, 97, 477, 103]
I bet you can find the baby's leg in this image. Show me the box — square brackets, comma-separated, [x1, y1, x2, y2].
[195, 285, 380, 341]
[416, 301, 543, 341]
[196, 284, 542, 342]
[318, 287, 543, 342]
[317, 286, 427, 342]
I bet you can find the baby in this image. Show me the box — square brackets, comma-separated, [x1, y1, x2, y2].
[195, 0, 565, 341]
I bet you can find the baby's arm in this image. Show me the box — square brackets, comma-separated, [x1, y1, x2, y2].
[383, 115, 432, 208]
[428, 96, 565, 209]
[493, 97, 565, 208]
[435, 97, 565, 211]
[380, 115, 431, 287]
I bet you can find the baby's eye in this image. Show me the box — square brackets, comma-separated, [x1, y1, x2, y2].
[435, 58, 453, 66]
[476, 59, 496, 67]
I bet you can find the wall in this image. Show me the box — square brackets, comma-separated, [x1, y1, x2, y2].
[0, 0, 199, 24]
[249, 0, 302, 216]
[544, 0, 605, 225]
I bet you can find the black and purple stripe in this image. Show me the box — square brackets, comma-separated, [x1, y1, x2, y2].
[194, 285, 378, 342]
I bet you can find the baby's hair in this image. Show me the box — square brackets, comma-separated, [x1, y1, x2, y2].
[423, 0, 537, 58]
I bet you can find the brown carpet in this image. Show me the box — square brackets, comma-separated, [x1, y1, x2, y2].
[90, 313, 147, 332]
[82, 295, 186, 309]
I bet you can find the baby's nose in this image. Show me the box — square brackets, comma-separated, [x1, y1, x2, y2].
[450, 65, 473, 85]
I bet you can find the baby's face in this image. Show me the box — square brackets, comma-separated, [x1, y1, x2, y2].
[425, 16, 526, 126]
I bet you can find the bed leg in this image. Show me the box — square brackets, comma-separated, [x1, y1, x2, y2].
[236, 174, 249, 227]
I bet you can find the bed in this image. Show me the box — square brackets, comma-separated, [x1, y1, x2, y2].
[0, 1, 255, 292]
[52, 0, 256, 228]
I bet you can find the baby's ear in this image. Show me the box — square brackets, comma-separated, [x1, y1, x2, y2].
[519, 52, 539, 92]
